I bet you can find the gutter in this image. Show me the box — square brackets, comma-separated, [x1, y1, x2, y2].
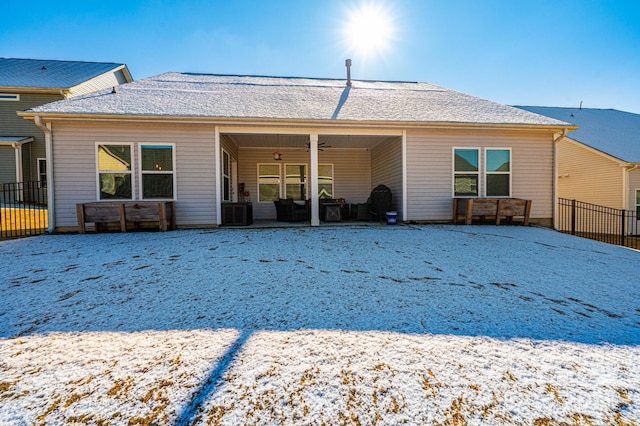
[18, 111, 578, 133]
[34, 116, 55, 233]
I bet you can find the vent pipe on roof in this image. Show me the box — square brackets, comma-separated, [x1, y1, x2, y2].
[345, 59, 352, 87]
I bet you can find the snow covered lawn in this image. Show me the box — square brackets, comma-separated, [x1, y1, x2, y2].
[1, 224, 639, 424]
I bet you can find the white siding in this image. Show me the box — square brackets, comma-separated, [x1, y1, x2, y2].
[371, 137, 403, 215]
[238, 147, 371, 220]
[69, 69, 131, 97]
[51, 122, 217, 229]
[406, 129, 554, 224]
[557, 139, 625, 209]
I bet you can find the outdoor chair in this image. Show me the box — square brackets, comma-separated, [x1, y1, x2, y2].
[368, 184, 392, 221]
[273, 198, 310, 222]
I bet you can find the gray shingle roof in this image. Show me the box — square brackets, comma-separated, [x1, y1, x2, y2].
[0, 58, 127, 89]
[27, 72, 570, 126]
[516, 106, 640, 163]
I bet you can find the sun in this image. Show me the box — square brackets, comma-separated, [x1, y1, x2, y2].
[344, 3, 395, 58]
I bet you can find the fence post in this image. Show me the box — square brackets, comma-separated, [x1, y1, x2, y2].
[570, 199, 576, 236]
[620, 210, 626, 246]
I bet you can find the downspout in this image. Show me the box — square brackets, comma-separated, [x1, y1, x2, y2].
[552, 128, 568, 230]
[34, 116, 55, 233]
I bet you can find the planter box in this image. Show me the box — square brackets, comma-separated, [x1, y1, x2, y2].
[76, 201, 175, 233]
[453, 198, 531, 225]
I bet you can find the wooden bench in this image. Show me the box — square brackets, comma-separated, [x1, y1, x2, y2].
[453, 198, 531, 225]
[76, 201, 175, 233]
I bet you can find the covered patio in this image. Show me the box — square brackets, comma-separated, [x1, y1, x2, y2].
[217, 129, 404, 226]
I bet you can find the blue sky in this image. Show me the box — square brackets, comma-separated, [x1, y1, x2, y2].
[3, 0, 639, 113]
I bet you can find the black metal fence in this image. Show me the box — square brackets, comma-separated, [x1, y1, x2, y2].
[557, 198, 639, 249]
[0, 181, 48, 239]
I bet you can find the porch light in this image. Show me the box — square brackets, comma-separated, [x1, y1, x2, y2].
[273, 152, 282, 161]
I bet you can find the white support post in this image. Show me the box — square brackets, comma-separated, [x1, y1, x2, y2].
[310, 134, 320, 226]
[402, 130, 407, 222]
[214, 126, 222, 225]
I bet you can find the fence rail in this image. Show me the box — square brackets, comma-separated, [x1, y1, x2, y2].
[557, 198, 639, 249]
[0, 181, 48, 239]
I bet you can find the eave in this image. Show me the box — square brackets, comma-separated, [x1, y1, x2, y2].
[2, 86, 70, 96]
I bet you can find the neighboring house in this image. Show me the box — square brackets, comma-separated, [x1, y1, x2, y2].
[0, 58, 133, 185]
[516, 107, 640, 215]
[19, 70, 573, 232]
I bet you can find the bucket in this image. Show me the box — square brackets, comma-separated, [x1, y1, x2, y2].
[386, 211, 398, 225]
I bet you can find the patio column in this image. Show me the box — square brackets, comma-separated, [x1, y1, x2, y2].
[214, 126, 222, 225]
[309, 133, 320, 226]
[12, 142, 23, 183]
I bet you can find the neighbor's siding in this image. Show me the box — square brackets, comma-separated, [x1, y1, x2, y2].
[69, 69, 131, 97]
[0, 146, 16, 182]
[406, 128, 554, 223]
[238, 147, 371, 220]
[371, 137, 403, 216]
[51, 122, 217, 229]
[0, 93, 62, 182]
[557, 138, 625, 209]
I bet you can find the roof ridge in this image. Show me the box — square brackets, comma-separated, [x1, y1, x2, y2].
[174, 71, 419, 85]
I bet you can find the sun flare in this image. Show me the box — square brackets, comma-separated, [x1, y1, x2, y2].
[344, 3, 395, 58]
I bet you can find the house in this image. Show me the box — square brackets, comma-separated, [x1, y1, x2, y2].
[18, 67, 574, 232]
[0, 58, 133, 185]
[516, 107, 640, 215]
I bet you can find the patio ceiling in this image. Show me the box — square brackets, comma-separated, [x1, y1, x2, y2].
[224, 133, 398, 149]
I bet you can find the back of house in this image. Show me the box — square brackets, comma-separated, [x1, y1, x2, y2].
[20, 67, 573, 232]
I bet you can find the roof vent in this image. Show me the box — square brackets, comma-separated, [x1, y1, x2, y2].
[345, 59, 352, 87]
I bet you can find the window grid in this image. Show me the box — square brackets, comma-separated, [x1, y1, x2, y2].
[96, 143, 133, 200]
[139, 144, 176, 200]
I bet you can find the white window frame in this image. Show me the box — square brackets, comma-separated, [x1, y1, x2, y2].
[257, 163, 282, 203]
[37, 157, 47, 188]
[484, 148, 512, 198]
[0, 93, 19, 101]
[635, 189, 640, 219]
[95, 142, 134, 201]
[452, 147, 480, 197]
[284, 163, 308, 200]
[222, 149, 231, 202]
[138, 143, 177, 200]
[318, 163, 334, 198]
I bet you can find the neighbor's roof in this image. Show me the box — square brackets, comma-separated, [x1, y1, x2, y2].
[516, 106, 640, 163]
[0, 58, 130, 90]
[25, 72, 571, 127]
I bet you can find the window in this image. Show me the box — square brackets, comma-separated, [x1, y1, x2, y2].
[222, 149, 231, 202]
[453, 148, 479, 196]
[97, 144, 132, 200]
[485, 149, 511, 197]
[318, 164, 334, 198]
[0, 93, 19, 101]
[37, 158, 47, 188]
[140, 144, 175, 199]
[636, 190, 640, 217]
[285, 164, 307, 200]
[258, 164, 281, 202]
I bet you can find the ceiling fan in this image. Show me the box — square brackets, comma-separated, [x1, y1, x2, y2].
[305, 141, 332, 151]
